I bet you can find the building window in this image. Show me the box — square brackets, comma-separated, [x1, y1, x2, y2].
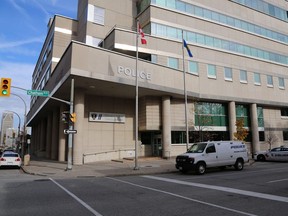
[259, 131, 265, 141]
[224, 67, 232, 81]
[236, 104, 250, 127]
[279, 77, 285, 89]
[168, 57, 178, 69]
[151, 55, 157, 63]
[257, 107, 264, 127]
[88, 5, 105, 25]
[195, 102, 228, 127]
[267, 75, 273, 87]
[281, 108, 288, 117]
[254, 73, 261, 85]
[86, 36, 101, 47]
[188, 61, 198, 75]
[207, 64, 216, 78]
[240, 70, 247, 83]
[283, 131, 288, 141]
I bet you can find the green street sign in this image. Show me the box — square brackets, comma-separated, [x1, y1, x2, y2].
[27, 90, 49, 97]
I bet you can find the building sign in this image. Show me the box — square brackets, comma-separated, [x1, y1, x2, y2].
[117, 66, 151, 80]
[89, 112, 125, 123]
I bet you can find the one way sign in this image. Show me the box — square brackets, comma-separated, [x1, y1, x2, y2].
[64, 129, 77, 134]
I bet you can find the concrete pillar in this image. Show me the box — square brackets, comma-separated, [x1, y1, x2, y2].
[51, 108, 59, 160]
[162, 96, 171, 159]
[34, 124, 40, 153]
[73, 90, 85, 165]
[31, 124, 38, 155]
[40, 119, 47, 153]
[45, 113, 52, 159]
[250, 103, 260, 153]
[58, 104, 67, 161]
[228, 101, 236, 140]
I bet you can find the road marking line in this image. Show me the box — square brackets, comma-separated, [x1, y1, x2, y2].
[107, 177, 257, 216]
[143, 175, 288, 203]
[267, 178, 288, 183]
[49, 178, 103, 216]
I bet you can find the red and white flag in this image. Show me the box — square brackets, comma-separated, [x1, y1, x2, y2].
[138, 23, 147, 45]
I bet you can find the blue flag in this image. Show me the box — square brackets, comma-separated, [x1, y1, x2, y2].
[183, 39, 193, 57]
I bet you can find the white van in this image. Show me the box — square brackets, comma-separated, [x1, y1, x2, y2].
[175, 141, 249, 174]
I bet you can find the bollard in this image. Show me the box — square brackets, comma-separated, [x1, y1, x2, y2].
[24, 154, 30, 166]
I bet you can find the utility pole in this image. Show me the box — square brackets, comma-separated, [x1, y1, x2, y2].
[67, 79, 74, 170]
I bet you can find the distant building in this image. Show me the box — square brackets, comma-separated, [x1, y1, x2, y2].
[1, 112, 13, 146]
[27, 0, 288, 165]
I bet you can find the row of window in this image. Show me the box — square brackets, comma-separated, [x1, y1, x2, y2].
[30, 64, 51, 107]
[138, 0, 288, 44]
[194, 102, 263, 127]
[232, 0, 288, 22]
[170, 130, 265, 143]
[161, 56, 286, 90]
[32, 38, 53, 88]
[148, 22, 288, 65]
[186, 58, 285, 89]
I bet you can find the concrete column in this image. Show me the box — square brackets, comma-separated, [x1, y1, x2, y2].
[51, 108, 59, 160]
[31, 124, 38, 155]
[250, 103, 260, 154]
[35, 124, 40, 153]
[162, 96, 171, 159]
[228, 101, 236, 140]
[40, 119, 47, 154]
[73, 90, 85, 165]
[58, 104, 67, 162]
[45, 113, 52, 159]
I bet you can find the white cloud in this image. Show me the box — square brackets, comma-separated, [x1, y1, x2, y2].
[0, 37, 44, 49]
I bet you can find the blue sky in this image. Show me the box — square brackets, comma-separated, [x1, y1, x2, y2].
[0, 0, 78, 129]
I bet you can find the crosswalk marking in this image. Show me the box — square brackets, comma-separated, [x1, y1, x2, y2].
[143, 175, 288, 203]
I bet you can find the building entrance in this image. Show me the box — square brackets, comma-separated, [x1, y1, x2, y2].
[152, 135, 162, 157]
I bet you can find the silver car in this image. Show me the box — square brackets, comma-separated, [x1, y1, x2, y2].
[254, 147, 288, 162]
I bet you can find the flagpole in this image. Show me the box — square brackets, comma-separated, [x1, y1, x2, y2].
[134, 19, 140, 170]
[182, 30, 189, 151]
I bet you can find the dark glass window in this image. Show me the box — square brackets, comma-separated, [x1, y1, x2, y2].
[281, 108, 288, 117]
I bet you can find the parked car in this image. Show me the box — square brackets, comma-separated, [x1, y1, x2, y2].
[175, 141, 249, 174]
[0, 151, 21, 168]
[254, 147, 288, 162]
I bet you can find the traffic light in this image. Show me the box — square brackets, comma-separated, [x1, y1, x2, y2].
[61, 112, 69, 123]
[61, 112, 76, 124]
[70, 113, 76, 123]
[0, 78, 11, 96]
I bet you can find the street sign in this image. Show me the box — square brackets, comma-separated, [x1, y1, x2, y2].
[27, 90, 49, 97]
[64, 129, 77, 134]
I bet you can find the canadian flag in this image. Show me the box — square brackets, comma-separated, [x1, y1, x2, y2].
[138, 23, 147, 45]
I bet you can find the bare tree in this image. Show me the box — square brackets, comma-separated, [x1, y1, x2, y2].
[194, 102, 213, 142]
[266, 129, 278, 150]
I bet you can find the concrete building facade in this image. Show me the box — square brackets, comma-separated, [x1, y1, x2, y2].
[1, 112, 13, 146]
[27, 0, 288, 165]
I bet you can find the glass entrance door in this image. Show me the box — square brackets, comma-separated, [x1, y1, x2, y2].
[152, 135, 162, 157]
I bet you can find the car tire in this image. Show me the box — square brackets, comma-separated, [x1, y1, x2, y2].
[234, 159, 244, 171]
[196, 162, 206, 175]
[257, 154, 266, 161]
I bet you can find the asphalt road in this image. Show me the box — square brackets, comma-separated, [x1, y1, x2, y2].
[1, 162, 288, 216]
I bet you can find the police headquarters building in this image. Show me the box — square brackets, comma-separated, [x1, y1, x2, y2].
[27, 0, 288, 165]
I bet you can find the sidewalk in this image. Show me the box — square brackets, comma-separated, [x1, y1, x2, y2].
[21, 157, 178, 179]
